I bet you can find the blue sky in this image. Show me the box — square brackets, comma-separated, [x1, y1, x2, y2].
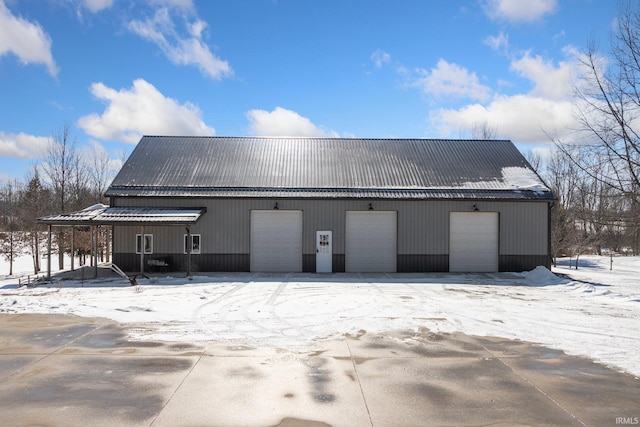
[0, 0, 618, 183]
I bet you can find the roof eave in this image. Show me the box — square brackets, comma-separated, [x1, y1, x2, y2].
[105, 186, 554, 201]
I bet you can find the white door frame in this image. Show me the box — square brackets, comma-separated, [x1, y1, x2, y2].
[316, 230, 332, 273]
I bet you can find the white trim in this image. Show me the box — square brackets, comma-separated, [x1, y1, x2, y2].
[136, 234, 153, 254]
[184, 234, 201, 254]
[316, 230, 333, 273]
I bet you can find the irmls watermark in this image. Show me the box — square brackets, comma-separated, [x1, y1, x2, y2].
[616, 416, 639, 425]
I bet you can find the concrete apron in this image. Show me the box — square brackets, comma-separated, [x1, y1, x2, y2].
[0, 314, 637, 427]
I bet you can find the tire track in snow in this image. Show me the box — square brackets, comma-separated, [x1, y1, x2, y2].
[194, 282, 249, 338]
[192, 281, 379, 344]
[266, 281, 288, 306]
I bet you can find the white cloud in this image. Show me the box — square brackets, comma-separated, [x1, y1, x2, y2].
[371, 49, 391, 68]
[246, 107, 339, 137]
[431, 94, 576, 145]
[0, 0, 58, 76]
[426, 48, 589, 146]
[127, 8, 169, 45]
[128, 7, 232, 80]
[414, 59, 492, 102]
[149, 0, 194, 10]
[82, 0, 113, 13]
[484, 31, 509, 53]
[510, 51, 577, 100]
[482, 0, 558, 23]
[0, 131, 50, 159]
[189, 19, 206, 38]
[77, 79, 215, 143]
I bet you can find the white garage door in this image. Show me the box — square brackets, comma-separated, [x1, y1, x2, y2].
[449, 212, 499, 272]
[346, 211, 397, 272]
[251, 210, 303, 272]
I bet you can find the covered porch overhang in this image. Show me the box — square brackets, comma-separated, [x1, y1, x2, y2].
[37, 204, 206, 280]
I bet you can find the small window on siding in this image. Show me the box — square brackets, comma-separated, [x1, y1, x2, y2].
[136, 234, 153, 254]
[184, 234, 201, 254]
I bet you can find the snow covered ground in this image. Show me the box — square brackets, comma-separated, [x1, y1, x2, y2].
[0, 254, 638, 377]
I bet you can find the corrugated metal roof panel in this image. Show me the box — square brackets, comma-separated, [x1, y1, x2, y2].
[105, 136, 554, 200]
[38, 206, 205, 225]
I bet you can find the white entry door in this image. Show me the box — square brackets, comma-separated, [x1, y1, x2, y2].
[250, 210, 303, 272]
[316, 231, 332, 273]
[449, 212, 499, 272]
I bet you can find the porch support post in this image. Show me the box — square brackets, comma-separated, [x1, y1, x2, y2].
[93, 226, 99, 279]
[140, 225, 145, 275]
[186, 225, 192, 279]
[47, 225, 52, 281]
[106, 226, 111, 263]
[70, 227, 75, 271]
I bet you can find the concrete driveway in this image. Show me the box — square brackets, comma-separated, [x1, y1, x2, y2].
[0, 314, 638, 427]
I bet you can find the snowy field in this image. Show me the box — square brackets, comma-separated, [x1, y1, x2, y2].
[0, 254, 639, 377]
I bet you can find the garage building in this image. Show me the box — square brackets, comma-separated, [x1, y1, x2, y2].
[102, 136, 554, 273]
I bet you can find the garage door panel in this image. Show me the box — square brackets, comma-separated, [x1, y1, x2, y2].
[251, 210, 302, 272]
[450, 212, 499, 272]
[346, 211, 397, 273]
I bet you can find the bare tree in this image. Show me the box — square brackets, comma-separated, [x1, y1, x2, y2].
[85, 142, 114, 202]
[561, 1, 640, 229]
[548, 1, 640, 257]
[524, 150, 542, 173]
[470, 121, 499, 140]
[0, 180, 24, 275]
[83, 142, 122, 264]
[18, 170, 52, 274]
[571, 168, 605, 266]
[533, 149, 579, 264]
[41, 124, 86, 269]
[42, 125, 75, 213]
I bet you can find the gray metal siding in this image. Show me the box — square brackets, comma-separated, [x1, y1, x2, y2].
[111, 197, 550, 271]
[499, 255, 551, 272]
[398, 255, 449, 272]
[398, 201, 449, 254]
[112, 253, 249, 273]
[497, 202, 549, 254]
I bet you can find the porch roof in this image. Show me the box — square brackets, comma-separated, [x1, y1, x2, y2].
[37, 204, 205, 226]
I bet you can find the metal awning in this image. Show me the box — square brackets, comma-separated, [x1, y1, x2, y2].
[37, 204, 206, 280]
[37, 204, 206, 226]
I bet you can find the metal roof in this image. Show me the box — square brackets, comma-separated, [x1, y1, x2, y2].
[105, 136, 554, 201]
[37, 204, 205, 226]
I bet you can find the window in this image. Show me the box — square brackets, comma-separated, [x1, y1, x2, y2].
[136, 234, 153, 254]
[184, 234, 201, 254]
